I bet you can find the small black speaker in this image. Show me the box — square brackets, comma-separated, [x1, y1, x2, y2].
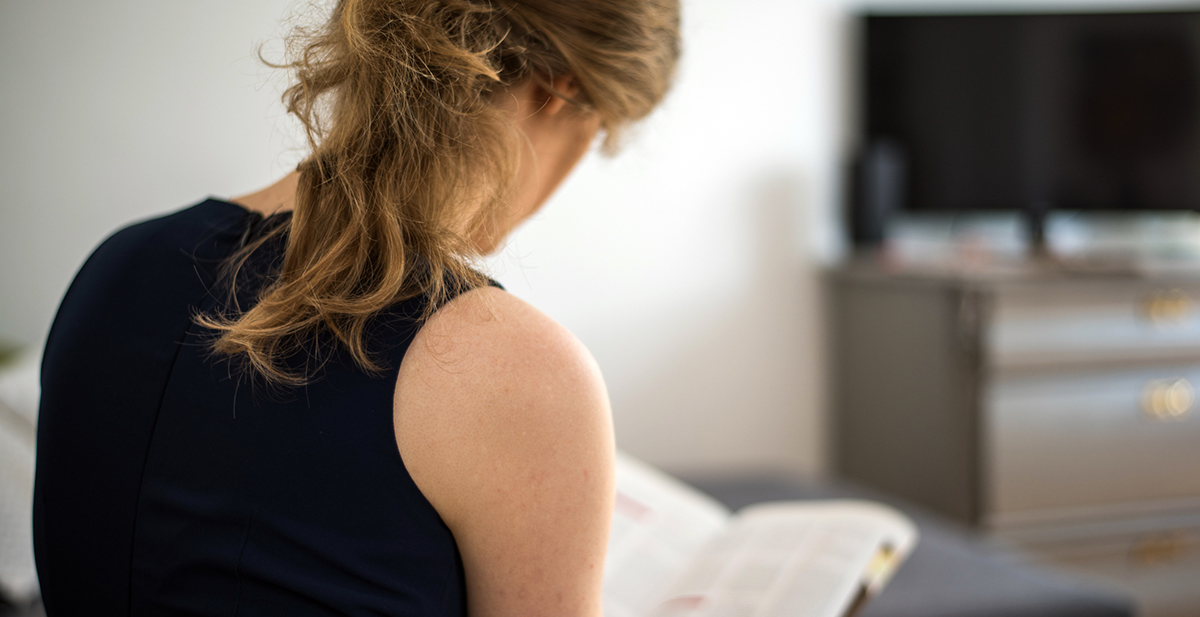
[849, 140, 908, 247]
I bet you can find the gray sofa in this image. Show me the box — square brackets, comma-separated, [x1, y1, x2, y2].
[1, 345, 1135, 617]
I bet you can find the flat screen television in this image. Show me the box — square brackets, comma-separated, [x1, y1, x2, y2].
[857, 10, 1200, 244]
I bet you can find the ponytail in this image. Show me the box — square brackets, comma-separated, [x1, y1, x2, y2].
[199, 0, 681, 385]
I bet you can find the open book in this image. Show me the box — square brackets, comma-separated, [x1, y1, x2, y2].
[604, 453, 917, 617]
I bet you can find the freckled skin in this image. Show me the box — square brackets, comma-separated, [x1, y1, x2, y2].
[398, 287, 615, 617]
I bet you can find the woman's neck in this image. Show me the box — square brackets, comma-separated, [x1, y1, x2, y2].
[229, 170, 505, 255]
[230, 171, 300, 216]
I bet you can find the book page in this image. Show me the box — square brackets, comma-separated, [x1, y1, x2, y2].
[604, 452, 731, 617]
[646, 501, 918, 617]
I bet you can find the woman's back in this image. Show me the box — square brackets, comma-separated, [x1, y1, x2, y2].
[34, 199, 466, 616]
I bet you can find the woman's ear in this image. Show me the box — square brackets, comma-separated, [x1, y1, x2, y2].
[539, 74, 580, 116]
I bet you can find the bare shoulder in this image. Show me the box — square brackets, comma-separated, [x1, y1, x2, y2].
[398, 285, 602, 407]
[393, 286, 613, 496]
[394, 285, 613, 617]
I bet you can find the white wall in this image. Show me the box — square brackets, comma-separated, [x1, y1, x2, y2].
[487, 1, 846, 474]
[0, 0, 306, 343]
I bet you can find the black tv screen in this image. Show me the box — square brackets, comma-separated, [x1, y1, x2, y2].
[864, 11, 1200, 213]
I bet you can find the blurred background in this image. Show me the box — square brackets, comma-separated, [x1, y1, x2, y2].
[2, 0, 1200, 615]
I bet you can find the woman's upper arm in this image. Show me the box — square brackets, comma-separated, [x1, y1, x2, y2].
[393, 286, 614, 617]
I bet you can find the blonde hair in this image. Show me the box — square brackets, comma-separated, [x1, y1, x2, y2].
[199, 0, 681, 385]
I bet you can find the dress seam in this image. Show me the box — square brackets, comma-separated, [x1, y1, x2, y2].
[231, 515, 254, 617]
[124, 207, 245, 615]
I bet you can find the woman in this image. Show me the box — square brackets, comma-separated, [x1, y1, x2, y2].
[33, 0, 679, 615]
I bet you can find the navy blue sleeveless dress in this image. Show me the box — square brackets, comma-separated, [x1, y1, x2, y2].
[34, 199, 468, 616]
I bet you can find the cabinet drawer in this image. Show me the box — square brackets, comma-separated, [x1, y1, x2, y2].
[1014, 519, 1200, 617]
[989, 282, 1200, 370]
[986, 365, 1200, 524]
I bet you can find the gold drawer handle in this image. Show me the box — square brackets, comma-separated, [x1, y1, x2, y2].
[1139, 289, 1194, 324]
[1142, 378, 1195, 420]
[1130, 532, 1190, 566]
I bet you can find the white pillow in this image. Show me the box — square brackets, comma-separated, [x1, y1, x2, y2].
[0, 349, 42, 606]
[0, 350, 39, 430]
